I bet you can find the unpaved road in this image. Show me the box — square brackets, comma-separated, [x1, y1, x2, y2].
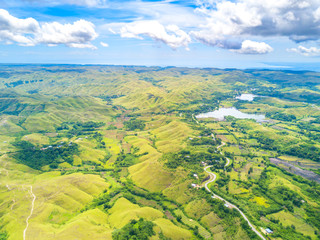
[23, 186, 36, 240]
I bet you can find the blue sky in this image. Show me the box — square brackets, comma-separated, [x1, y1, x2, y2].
[1, 0, 320, 70]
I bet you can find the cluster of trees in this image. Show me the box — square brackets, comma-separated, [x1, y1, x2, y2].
[164, 149, 224, 170]
[112, 218, 155, 240]
[216, 173, 230, 188]
[12, 140, 79, 170]
[114, 152, 137, 168]
[283, 143, 320, 162]
[189, 137, 217, 146]
[254, 132, 320, 162]
[266, 112, 296, 122]
[92, 132, 106, 149]
[124, 119, 146, 131]
[267, 186, 304, 212]
[57, 121, 105, 136]
[5, 79, 43, 88]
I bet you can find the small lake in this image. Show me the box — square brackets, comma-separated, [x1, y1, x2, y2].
[235, 93, 257, 101]
[196, 107, 266, 122]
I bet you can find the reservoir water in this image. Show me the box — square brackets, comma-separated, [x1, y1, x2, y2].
[196, 107, 266, 121]
[235, 93, 257, 101]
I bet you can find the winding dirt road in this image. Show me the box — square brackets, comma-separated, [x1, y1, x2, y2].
[23, 186, 36, 240]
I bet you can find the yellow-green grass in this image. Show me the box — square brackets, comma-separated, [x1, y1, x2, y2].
[76, 139, 107, 165]
[114, 87, 178, 113]
[153, 218, 193, 240]
[233, 131, 246, 139]
[268, 210, 317, 239]
[22, 133, 50, 145]
[174, 209, 211, 239]
[163, 180, 195, 204]
[278, 155, 320, 167]
[1, 172, 109, 240]
[249, 196, 270, 208]
[124, 135, 161, 162]
[27, 209, 112, 240]
[151, 120, 192, 153]
[220, 101, 234, 108]
[22, 97, 115, 132]
[214, 129, 229, 134]
[205, 123, 223, 130]
[0, 117, 23, 134]
[223, 135, 238, 144]
[223, 146, 242, 155]
[0, 135, 15, 154]
[104, 137, 121, 155]
[201, 212, 222, 233]
[216, 135, 228, 142]
[184, 199, 211, 220]
[108, 197, 163, 228]
[58, 162, 72, 168]
[228, 181, 250, 195]
[129, 158, 174, 192]
[73, 155, 82, 166]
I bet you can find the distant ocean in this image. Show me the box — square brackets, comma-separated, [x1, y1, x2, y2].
[261, 62, 320, 72]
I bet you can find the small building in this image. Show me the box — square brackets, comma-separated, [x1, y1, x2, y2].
[265, 228, 273, 234]
[211, 195, 215, 198]
[191, 183, 197, 188]
[224, 203, 229, 208]
[193, 173, 198, 178]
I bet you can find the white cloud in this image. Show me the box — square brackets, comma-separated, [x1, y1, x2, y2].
[0, 8, 39, 46]
[0, 9, 98, 49]
[287, 45, 320, 56]
[64, 0, 106, 7]
[36, 20, 98, 49]
[192, 0, 320, 49]
[120, 20, 191, 49]
[233, 40, 273, 54]
[100, 41, 109, 47]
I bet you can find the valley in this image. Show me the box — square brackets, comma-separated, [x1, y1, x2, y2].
[0, 65, 319, 240]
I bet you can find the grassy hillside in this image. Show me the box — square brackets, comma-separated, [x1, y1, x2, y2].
[0, 65, 319, 240]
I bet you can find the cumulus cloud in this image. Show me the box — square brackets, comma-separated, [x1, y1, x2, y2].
[0, 9, 98, 49]
[190, 0, 320, 52]
[0, 9, 39, 46]
[232, 40, 273, 54]
[36, 20, 98, 49]
[100, 41, 109, 47]
[194, 0, 320, 41]
[120, 20, 191, 49]
[287, 45, 320, 56]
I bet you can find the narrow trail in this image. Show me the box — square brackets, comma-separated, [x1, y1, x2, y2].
[23, 186, 36, 240]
